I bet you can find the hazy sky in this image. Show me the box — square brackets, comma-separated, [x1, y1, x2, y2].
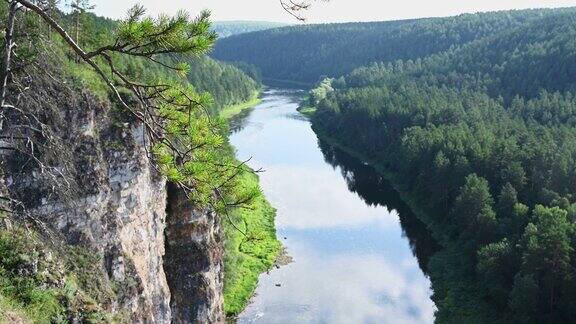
[89, 0, 576, 23]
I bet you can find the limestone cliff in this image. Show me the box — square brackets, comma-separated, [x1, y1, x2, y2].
[165, 183, 224, 323]
[2, 64, 224, 322]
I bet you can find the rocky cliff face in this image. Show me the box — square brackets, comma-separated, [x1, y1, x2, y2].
[165, 183, 225, 323]
[3, 68, 224, 322]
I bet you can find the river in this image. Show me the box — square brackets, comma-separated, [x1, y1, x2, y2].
[229, 89, 437, 323]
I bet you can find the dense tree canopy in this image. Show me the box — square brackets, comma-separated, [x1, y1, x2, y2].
[307, 7, 576, 323]
[185, 57, 260, 113]
[211, 21, 287, 38]
[212, 8, 576, 85]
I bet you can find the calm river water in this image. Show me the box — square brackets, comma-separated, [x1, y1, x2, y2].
[230, 89, 437, 323]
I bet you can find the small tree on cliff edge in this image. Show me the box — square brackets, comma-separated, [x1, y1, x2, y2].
[70, 0, 94, 47]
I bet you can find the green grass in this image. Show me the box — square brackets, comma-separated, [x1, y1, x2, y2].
[219, 90, 281, 317]
[219, 91, 262, 120]
[297, 105, 316, 118]
[0, 227, 120, 323]
[0, 293, 30, 323]
[0, 228, 66, 323]
[222, 171, 281, 318]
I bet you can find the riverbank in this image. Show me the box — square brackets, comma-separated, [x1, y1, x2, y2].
[234, 90, 435, 322]
[298, 101, 437, 228]
[308, 118, 452, 247]
[220, 93, 282, 318]
[306, 111, 497, 322]
[296, 105, 316, 118]
[313, 125, 426, 220]
[219, 91, 262, 120]
[222, 172, 281, 318]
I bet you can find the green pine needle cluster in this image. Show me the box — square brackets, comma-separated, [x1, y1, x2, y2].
[116, 5, 216, 60]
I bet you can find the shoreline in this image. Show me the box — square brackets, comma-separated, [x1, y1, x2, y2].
[302, 108, 445, 245]
[221, 91, 282, 318]
[219, 90, 263, 120]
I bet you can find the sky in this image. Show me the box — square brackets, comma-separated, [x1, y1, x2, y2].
[87, 0, 576, 24]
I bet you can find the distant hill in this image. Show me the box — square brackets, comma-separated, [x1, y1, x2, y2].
[212, 8, 576, 85]
[212, 21, 288, 38]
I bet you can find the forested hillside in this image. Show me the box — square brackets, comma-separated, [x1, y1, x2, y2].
[186, 57, 260, 112]
[78, 12, 261, 113]
[212, 21, 287, 38]
[212, 8, 572, 84]
[310, 7, 576, 323]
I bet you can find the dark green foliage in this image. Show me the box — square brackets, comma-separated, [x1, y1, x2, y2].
[212, 8, 575, 84]
[477, 238, 518, 311]
[451, 174, 497, 245]
[230, 61, 262, 83]
[185, 57, 260, 114]
[509, 274, 539, 323]
[498, 183, 518, 218]
[211, 21, 287, 38]
[73, 11, 261, 114]
[306, 6, 576, 323]
[518, 206, 574, 320]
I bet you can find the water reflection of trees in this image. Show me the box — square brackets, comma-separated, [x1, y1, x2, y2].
[318, 138, 440, 275]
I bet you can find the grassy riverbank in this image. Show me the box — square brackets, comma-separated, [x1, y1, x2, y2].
[222, 171, 281, 317]
[219, 91, 262, 120]
[296, 105, 316, 118]
[220, 92, 281, 317]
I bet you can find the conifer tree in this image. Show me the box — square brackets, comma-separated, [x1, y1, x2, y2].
[69, 0, 94, 47]
[0, 1, 258, 211]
